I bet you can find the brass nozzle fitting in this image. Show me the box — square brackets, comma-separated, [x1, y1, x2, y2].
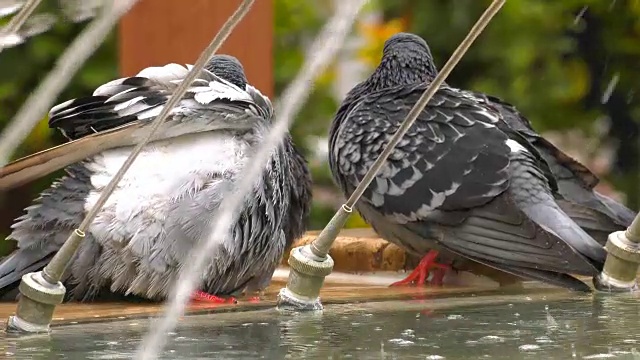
[594, 229, 640, 292]
[276, 245, 334, 312]
[6, 272, 66, 334]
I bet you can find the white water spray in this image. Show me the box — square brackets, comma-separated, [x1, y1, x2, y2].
[134, 1, 370, 359]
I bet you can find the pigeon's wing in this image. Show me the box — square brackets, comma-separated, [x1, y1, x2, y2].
[478, 93, 599, 189]
[332, 84, 598, 279]
[244, 84, 274, 121]
[333, 84, 513, 215]
[479, 93, 635, 229]
[0, 122, 145, 190]
[0, 63, 265, 191]
[49, 63, 256, 139]
[329, 81, 371, 188]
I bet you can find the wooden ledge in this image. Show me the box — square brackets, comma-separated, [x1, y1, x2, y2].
[0, 273, 567, 329]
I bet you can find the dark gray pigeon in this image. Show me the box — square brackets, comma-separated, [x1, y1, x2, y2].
[395, 33, 635, 246]
[0, 54, 312, 302]
[329, 32, 617, 292]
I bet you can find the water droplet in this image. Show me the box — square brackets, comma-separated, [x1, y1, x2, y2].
[388, 338, 415, 346]
[425, 356, 445, 359]
[535, 336, 553, 344]
[519, 344, 541, 351]
[401, 329, 415, 337]
[601, 73, 619, 104]
[583, 354, 616, 359]
[574, 6, 588, 26]
[476, 335, 506, 344]
[447, 314, 463, 320]
[545, 306, 558, 328]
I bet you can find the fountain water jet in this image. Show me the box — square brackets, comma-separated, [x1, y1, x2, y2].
[134, 1, 369, 359]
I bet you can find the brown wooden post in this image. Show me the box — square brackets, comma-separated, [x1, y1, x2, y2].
[118, 0, 273, 97]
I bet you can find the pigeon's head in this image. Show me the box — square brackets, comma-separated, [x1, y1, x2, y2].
[382, 32, 431, 56]
[370, 32, 438, 89]
[205, 54, 248, 89]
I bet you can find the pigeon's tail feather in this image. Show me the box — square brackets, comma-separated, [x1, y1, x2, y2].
[0, 251, 55, 300]
[0, 163, 91, 300]
[408, 195, 601, 280]
[522, 202, 607, 265]
[556, 199, 626, 245]
[556, 179, 636, 227]
[593, 191, 637, 226]
[477, 260, 591, 292]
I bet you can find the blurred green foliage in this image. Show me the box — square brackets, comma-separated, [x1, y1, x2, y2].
[0, 0, 638, 252]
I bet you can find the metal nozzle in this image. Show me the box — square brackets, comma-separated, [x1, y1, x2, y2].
[6, 229, 85, 333]
[594, 215, 640, 292]
[276, 206, 347, 312]
[6, 272, 66, 334]
[276, 245, 334, 312]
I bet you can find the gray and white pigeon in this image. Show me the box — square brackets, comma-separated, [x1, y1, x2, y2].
[0, 54, 312, 302]
[328, 32, 627, 292]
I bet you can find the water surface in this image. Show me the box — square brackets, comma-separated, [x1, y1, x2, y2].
[3, 292, 640, 359]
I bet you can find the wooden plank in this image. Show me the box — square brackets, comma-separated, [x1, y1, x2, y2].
[0, 278, 496, 327]
[118, 0, 273, 97]
[0, 274, 579, 328]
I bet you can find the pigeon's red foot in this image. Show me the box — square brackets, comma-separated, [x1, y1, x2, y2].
[190, 290, 237, 304]
[390, 250, 450, 287]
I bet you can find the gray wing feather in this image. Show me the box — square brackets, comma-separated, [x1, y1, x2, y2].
[475, 91, 636, 231]
[49, 62, 257, 141]
[333, 85, 511, 220]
